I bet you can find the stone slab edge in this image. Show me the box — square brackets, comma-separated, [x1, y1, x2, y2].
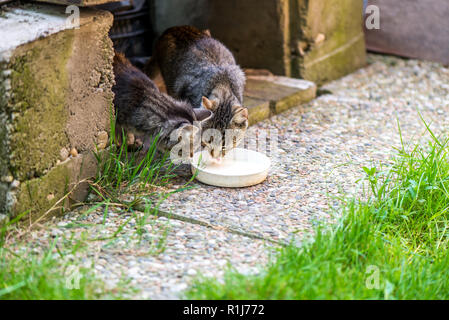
[0, 3, 110, 61]
[244, 76, 317, 125]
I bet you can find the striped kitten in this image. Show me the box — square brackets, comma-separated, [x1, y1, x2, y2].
[145, 26, 248, 158]
[112, 52, 211, 158]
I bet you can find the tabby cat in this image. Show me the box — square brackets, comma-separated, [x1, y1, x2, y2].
[145, 26, 248, 158]
[112, 52, 211, 159]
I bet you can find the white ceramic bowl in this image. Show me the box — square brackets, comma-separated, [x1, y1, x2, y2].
[190, 148, 271, 188]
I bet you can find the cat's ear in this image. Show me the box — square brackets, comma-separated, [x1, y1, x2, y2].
[233, 106, 249, 119]
[240, 107, 249, 119]
[201, 96, 217, 111]
[193, 108, 213, 122]
[231, 106, 249, 129]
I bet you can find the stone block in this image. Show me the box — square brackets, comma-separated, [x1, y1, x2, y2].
[150, 0, 210, 36]
[245, 76, 316, 116]
[208, 0, 289, 76]
[13, 151, 99, 222]
[292, 0, 367, 84]
[0, 3, 114, 221]
[207, 0, 366, 84]
[244, 97, 270, 126]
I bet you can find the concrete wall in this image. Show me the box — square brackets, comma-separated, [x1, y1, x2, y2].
[0, 3, 114, 222]
[150, 0, 366, 84]
[150, 0, 210, 36]
[208, 0, 291, 76]
[292, 0, 366, 84]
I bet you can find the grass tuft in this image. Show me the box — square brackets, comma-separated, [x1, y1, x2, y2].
[92, 119, 177, 202]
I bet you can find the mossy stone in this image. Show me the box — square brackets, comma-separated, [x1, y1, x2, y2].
[9, 30, 74, 180]
[13, 162, 71, 221]
[291, 0, 366, 84]
[0, 4, 114, 221]
[243, 96, 270, 126]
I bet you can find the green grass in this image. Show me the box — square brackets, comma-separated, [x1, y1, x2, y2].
[186, 123, 449, 299]
[92, 114, 179, 202]
[0, 213, 132, 299]
[88, 116, 193, 253]
[0, 240, 109, 300]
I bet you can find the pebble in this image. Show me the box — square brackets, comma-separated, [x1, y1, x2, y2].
[315, 33, 326, 44]
[186, 269, 197, 276]
[97, 131, 109, 150]
[128, 267, 141, 276]
[70, 148, 78, 157]
[10, 180, 20, 189]
[126, 132, 135, 146]
[2, 175, 13, 183]
[51, 229, 62, 237]
[60, 148, 69, 161]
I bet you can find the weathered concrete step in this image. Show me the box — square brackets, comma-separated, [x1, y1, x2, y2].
[0, 3, 114, 222]
[244, 75, 316, 125]
[153, 71, 317, 126]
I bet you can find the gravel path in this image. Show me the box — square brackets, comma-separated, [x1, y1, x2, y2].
[159, 54, 449, 243]
[21, 208, 271, 299]
[18, 54, 449, 299]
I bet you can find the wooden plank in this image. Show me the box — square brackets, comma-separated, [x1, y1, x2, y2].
[365, 0, 449, 65]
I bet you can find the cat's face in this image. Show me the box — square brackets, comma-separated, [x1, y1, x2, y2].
[201, 96, 248, 158]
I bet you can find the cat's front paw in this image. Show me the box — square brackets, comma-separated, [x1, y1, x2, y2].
[126, 132, 135, 146]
